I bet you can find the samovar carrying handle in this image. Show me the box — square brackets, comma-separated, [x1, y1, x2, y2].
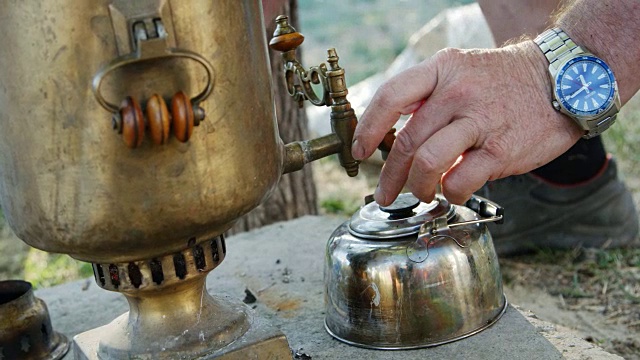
[269, 15, 359, 177]
[92, 18, 215, 148]
[92, 49, 214, 114]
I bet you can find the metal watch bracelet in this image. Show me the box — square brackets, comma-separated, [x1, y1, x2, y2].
[535, 27, 585, 71]
[534, 28, 619, 139]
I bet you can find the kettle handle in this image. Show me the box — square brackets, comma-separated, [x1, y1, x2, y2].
[420, 195, 504, 238]
[404, 195, 503, 263]
[464, 195, 505, 225]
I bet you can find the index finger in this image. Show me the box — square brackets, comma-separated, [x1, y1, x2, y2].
[352, 58, 440, 160]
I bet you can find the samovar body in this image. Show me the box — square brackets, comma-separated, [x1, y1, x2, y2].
[0, 0, 282, 263]
[0, 1, 359, 357]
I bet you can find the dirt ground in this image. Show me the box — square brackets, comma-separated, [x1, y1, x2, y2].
[501, 250, 640, 359]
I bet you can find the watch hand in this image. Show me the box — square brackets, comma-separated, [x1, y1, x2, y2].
[579, 75, 587, 86]
[576, 75, 595, 93]
[570, 79, 589, 89]
[569, 86, 588, 99]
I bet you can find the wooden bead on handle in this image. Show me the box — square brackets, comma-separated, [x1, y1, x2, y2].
[120, 97, 145, 148]
[171, 91, 194, 143]
[146, 94, 171, 145]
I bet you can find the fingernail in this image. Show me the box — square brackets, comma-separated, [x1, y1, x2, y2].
[374, 185, 386, 205]
[352, 139, 365, 160]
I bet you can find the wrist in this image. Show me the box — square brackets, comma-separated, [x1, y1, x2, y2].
[528, 28, 621, 138]
[555, 0, 640, 104]
[521, 40, 553, 101]
[516, 39, 585, 139]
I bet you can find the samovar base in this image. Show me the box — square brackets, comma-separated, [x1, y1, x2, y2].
[71, 235, 292, 359]
[72, 308, 291, 360]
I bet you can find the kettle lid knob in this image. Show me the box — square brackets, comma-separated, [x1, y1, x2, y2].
[379, 193, 420, 219]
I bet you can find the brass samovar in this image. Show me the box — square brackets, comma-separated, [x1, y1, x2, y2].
[0, 1, 358, 358]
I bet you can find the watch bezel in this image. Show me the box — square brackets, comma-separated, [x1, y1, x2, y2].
[552, 55, 618, 120]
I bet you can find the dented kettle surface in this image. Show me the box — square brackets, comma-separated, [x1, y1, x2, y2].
[324, 194, 507, 349]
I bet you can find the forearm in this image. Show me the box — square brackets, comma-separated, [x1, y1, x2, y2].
[478, 0, 561, 46]
[555, 0, 640, 104]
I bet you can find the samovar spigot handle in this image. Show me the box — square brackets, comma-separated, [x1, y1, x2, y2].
[269, 15, 359, 177]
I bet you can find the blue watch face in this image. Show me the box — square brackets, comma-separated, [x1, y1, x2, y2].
[555, 55, 616, 117]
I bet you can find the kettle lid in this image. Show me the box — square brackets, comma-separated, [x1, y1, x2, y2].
[348, 193, 455, 239]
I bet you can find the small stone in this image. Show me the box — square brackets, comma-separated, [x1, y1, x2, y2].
[242, 288, 257, 304]
[293, 348, 312, 359]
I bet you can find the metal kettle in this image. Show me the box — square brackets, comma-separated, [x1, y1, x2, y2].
[324, 193, 508, 349]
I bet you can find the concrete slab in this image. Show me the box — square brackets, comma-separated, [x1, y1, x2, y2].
[34, 216, 605, 359]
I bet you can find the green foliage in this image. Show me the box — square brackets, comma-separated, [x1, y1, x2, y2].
[595, 249, 625, 269]
[604, 108, 640, 169]
[623, 288, 640, 304]
[320, 197, 360, 216]
[23, 248, 93, 289]
[503, 247, 640, 301]
[321, 198, 346, 214]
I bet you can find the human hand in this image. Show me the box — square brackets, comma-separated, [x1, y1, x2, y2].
[351, 41, 583, 205]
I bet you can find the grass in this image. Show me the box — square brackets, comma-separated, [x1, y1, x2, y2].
[499, 246, 640, 358]
[0, 212, 93, 289]
[320, 198, 349, 214]
[606, 106, 640, 162]
[22, 249, 93, 289]
[320, 197, 362, 216]
[502, 247, 640, 298]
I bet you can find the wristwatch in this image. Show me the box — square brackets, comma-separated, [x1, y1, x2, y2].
[534, 27, 620, 139]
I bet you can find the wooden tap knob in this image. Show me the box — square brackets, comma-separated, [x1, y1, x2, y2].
[269, 15, 304, 52]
